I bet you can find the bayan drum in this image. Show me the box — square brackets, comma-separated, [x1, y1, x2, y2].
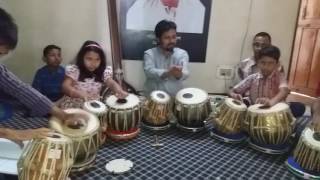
[174, 88, 212, 132]
[211, 98, 247, 143]
[50, 109, 100, 171]
[142, 90, 171, 131]
[105, 94, 141, 140]
[18, 133, 74, 180]
[245, 103, 296, 154]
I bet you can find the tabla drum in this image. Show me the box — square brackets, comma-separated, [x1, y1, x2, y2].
[245, 103, 296, 154]
[83, 100, 108, 145]
[210, 98, 248, 143]
[142, 90, 171, 131]
[50, 109, 100, 171]
[174, 88, 212, 132]
[105, 94, 141, 140]
[18, 133, 74, 180]
[286, 127, 320, 179]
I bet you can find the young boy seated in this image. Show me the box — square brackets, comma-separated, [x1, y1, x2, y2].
[229, 45, 304, 117]
[32, 45, 65, 102]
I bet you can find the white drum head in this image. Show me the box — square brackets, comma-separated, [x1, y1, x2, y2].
[50, 108, 99, 137]
[46, 132, 72, 143]
[150, 90, 170, 104]
[83, 100, 107, 115]
[105, 159, 133, 174]
[302, 127, 320, 151]
[225, 98, 247, 111]
[105, 94, 140, 109]
[248, 102, 289, 114]
[176, 88, 208, 105]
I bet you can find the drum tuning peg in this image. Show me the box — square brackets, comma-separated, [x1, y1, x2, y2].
[151, 135, 164, 147]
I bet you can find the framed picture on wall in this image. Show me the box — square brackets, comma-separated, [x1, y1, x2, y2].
[120, 0, 212, 63]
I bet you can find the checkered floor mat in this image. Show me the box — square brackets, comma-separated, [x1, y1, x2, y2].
[0, 112, 311, 179]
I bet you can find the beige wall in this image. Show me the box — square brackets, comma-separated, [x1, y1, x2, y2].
[1, 0, 300, 94]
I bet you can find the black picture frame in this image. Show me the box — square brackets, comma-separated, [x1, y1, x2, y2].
[119, 0, 212, 63]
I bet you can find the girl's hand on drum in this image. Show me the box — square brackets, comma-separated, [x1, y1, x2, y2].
[79, 91, 89, 101]
[230, 93, 243, 102]
[115, 90, 128, 99]
[7, 128, 52, 148]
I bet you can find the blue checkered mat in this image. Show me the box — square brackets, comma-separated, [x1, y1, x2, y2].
[0, 112, 311, 180]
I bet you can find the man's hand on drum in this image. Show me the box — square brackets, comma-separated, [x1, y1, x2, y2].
[50, 106, 84, 127]
[255, 98, 275, 107]
[63, 113, 87, 127]
[6, 128, 52, 148]
[230, 92, 243, 102]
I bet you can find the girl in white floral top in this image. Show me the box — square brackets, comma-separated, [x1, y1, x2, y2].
[59, 40, 127, 109]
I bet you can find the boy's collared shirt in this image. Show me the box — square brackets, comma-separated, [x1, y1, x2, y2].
[32, 65, 65, 102]
[235, 56, 285, 84]
[317, 82, 320, 97]
[233, 70, 288, 104]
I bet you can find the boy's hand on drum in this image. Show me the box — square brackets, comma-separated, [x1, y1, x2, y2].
[230, 92, 243, 102]
[255, 98, 275, 106]
[312, 116, 320, 132]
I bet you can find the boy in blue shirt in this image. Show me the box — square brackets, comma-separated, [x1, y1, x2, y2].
[32, 45, 65, 102]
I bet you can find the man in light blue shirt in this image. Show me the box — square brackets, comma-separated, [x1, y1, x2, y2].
[143, 20, 189, 97]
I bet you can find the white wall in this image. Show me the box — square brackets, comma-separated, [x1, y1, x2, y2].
[0, 0, 112, 83]
[1, 0, 300, 94]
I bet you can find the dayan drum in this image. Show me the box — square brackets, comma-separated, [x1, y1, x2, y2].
[211, 98, 248, 143]
[174, 88, 212, 132]
[244, 103, 296, 154]
[105, 94, 141, 140]
[83, 100, 108, 145]
[50, 109, 100, 171]
[18, 133, 74, 180]
[286, 127, 320, 179]
[142, 90, 171, 130]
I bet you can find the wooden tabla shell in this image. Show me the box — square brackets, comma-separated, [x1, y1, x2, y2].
[18, 133, 74, 180]
[50, 108, 100, 171]
[143, 90, 171, 126]
[213, 98, 247, 134]
[245, 103, 295, 145]
[105, 94, 141, 140]
[83, 100, 108, 145]
[293, 127, 320, 172]
[174, 88, 212, 128]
